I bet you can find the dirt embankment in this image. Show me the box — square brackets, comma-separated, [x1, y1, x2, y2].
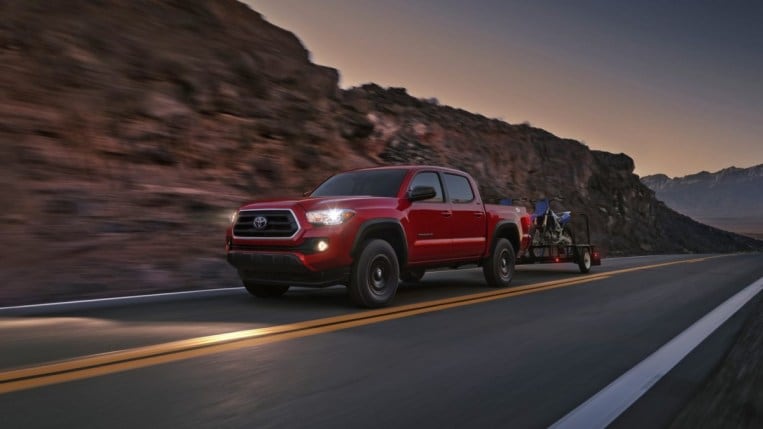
[670, 295, 763, 429]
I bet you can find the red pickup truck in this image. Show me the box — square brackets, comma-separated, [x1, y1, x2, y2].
[226, 165, 532, 307]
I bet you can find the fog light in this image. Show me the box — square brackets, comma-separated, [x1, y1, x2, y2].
[316, 240, 329, 252]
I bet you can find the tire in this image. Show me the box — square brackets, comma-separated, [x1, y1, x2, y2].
[243, 281, 289, 298]
[349, 239, 400, 308]
[483, 238, 516, 288]
[561, 226, 575, 246]
[531, 228, 543, 246]
[577, 248, 592, 274]
[401, 268, 425, 283]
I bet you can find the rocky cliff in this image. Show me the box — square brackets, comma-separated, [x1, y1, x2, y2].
[1, 0, 760, 304]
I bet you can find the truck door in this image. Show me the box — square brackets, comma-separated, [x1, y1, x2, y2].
[442, 172, 486, 259]
[406, 171, 453, 262]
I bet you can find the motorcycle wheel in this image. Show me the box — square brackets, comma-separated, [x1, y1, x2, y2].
[531, 229, 543, 246]
[561, 226, 575, 245]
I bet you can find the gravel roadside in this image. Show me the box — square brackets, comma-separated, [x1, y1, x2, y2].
[670, 295, 763, 429]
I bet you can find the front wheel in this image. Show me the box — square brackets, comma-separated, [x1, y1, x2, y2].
[483, 238, 516, 287]
[349, 239, 400, 308]
[243, 281, 289, 298]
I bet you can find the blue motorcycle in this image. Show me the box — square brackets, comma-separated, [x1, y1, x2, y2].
[530, 197, 574, 246]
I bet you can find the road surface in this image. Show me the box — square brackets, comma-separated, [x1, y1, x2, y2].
[1, 254, 762, 428]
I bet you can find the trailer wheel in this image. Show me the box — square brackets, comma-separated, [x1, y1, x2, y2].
[483, 238, 515, 287]
[578, 248, 592, 273]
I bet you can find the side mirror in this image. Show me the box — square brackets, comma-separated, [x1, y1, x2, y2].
[408, 186, 437, 202]
[302, 191, 311, 197]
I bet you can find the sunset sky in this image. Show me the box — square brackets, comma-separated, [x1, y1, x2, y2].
[248, 0, 762, 177]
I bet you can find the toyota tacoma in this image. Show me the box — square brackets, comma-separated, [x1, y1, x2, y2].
[226, 165, 532, 307]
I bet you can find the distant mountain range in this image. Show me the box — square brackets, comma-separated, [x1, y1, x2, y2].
[642, 164, 763, 238]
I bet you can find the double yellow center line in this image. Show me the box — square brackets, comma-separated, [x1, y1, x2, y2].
[0, 256, 718, 394]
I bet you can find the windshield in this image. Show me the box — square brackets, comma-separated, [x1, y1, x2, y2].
[311, 169, 407, 198]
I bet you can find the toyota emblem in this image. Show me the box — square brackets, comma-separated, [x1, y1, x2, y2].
[253, 216, 268, 230]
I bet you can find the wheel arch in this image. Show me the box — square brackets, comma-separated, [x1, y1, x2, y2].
[351, 218, 408, 267]
[489, 221, 520, 254]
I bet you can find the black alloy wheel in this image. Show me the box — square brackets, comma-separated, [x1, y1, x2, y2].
[483, 238, 516, 287]
[349, 239, 400, 308]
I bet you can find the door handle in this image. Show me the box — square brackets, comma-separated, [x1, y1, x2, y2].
[441, 211, 452, 217]
[474, 212, 484, 217]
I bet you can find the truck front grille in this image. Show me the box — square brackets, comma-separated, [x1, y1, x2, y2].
[233, 209, 300, 239]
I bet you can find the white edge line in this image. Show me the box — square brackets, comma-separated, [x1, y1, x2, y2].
[549, 275, 763, 429]
[0, 287, 245, 316]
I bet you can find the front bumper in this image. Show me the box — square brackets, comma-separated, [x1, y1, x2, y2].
[226, 207, 360, 287]
[227, 251, 350, 287]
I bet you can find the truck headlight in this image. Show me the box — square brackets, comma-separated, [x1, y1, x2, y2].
[306, 209, 355, 226]
[230, 210, 239, 224]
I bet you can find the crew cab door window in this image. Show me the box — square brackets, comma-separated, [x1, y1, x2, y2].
[443, 173, 485, 259]
[408, 172, 444, 202]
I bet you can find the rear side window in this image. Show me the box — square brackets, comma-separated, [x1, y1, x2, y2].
[408, 172, 444, 202]
[443, 173, 474, 203]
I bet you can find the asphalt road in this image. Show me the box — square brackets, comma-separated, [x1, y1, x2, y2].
[1, 254, 762, 428]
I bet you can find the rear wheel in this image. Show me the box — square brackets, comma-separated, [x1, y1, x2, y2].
[243, 281, 289, 298]
[577, 248, 592, 273]
[349, 239, 400, 308]
[561, 226, 575, 246]
[401, 268, 425, 283]
[531, 228, 543, 246]
[483, 238, 516, 287]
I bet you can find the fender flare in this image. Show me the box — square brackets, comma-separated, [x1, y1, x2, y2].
[489, 221, 520, 253]
[351, 218, 408, 266]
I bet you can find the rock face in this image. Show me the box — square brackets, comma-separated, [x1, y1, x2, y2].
[343, 85, 761, 254]
[0, 0, 760, 304]
[642, 165, 763, 239]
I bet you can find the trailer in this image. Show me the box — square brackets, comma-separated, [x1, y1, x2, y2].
[517, 213, 601, 273]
